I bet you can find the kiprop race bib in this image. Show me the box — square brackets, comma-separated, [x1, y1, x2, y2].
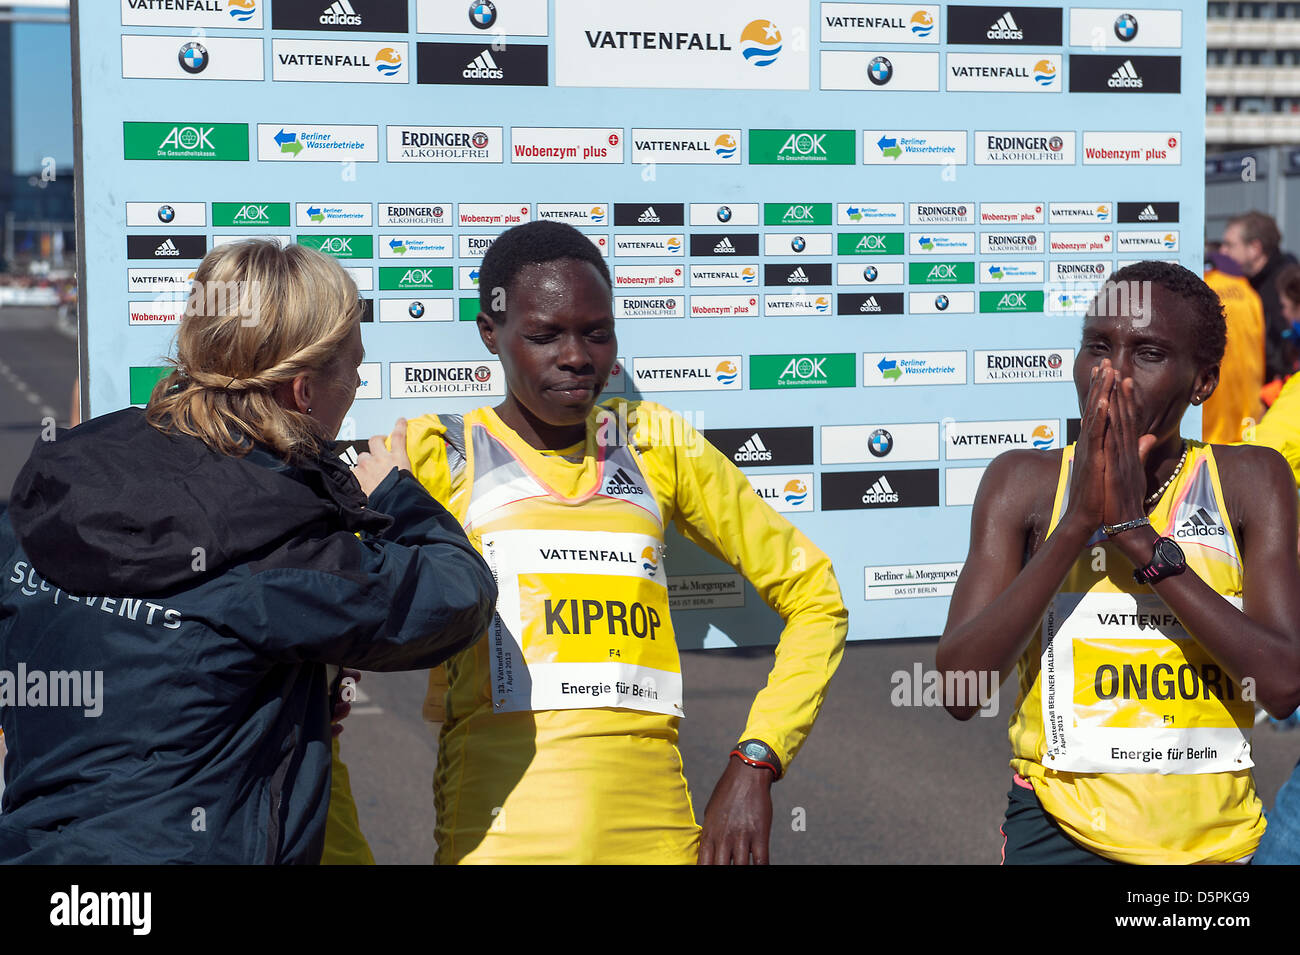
[482, 528, 683, 717]
[1041, 591, 1254, 774]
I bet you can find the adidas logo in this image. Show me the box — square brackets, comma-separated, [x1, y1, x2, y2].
[734, 433, 773, 462]
[861, 475, 900, 504]
[155, 238, 180, 256]
[320, 0, 362, 25]
[1108, 59, 1143, 89]
[638, 206, 661, 224]
[987, 12, 1023, 39]
[464, 49, 504, 79]
[713, 236, 736, 253]
[1177, 506, 1226, 537]
[1138, 204, 1159, 221]
[603, 466, 644, 495]
[787, 266, 809, 284]
[860, 295, 881, 313]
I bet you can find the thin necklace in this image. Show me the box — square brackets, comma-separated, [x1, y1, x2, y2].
[1144, 441, 1188, 510]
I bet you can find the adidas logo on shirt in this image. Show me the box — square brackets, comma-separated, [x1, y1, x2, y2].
[787, 266, 809, 284]
[321, 0, 362, 26]
[155, 238, 180, 257]
[1109, 60, 1143, 89]
[1138, 204, 1159, 221]
[713, 236, 735, 253]
[638, 207, 661, 224]
[464, 49, 504, 80]
[1177, 506, 1226, 537]
[862, 475, 900, 504]
[987, 12, 1023, 39]
[734, 433, 773, 462]
[603, 466, 644, 495]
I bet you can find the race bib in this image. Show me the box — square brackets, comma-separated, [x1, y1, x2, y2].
[1041, 592, 1253, 774]
[482, 528, 683, 717]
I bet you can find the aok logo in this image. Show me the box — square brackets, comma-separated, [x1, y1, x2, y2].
[160, 126, 213, 150]
[779, 133, 826, 158]
[856, 234, 888, 251]
[782, 205, 817, 223]
[998, 292, 1027, 308]
[316, 237, 354, 254]
[402, 269, 435, 284]
[928, 264, 957, 280]
[232, 204, 271, 223]
[780, 356, 827, 381]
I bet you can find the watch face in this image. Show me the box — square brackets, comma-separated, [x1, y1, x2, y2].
[742, 741, 770, 760]
[1155, 537, 1185, 567]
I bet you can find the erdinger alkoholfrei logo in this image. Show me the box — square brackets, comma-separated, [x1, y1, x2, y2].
[1032, 424, 1055, 449]
[715, 360, 739, 385]
[910, 10, 935, 37]
[783, 479, 808, 506]
[375, 47, 403, 77]
[740, 20, 782, 68]
[641, 546, 659, 576]
[1033, 59, 1056, 86]
[1114, 13, 1138, 41]
[714, 134, 737, 159]
[228, 0, 256, 22]
[178, 41, 208, 74]
[474, 365, 491, 382]
[868, 55, 893, 86]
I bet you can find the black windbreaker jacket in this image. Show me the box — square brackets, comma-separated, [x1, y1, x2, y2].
[0, 408, 496, 863]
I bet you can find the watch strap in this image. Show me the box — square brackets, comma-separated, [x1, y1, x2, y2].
[731, 739, 782, 779]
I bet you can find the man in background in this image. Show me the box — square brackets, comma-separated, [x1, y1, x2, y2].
[1220, 211, 1299, 392]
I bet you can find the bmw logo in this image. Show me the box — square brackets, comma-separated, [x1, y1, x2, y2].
[408, 301, 425, 319]
[1114, 13, 1138, 41]
[469, 1, 497, 29]
[935, 295, 949, 311]
[716, 205, 732, 223]
[868, 428, 893, 457]
[863, 266, 879, 282]
[178, 41, 208, 74]
[791, 236, 807, 253]
[157, 204, 175, 224]
[868, 56, 893, 87]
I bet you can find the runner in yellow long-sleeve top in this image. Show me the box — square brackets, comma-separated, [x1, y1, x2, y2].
[400, 220, 847, 864]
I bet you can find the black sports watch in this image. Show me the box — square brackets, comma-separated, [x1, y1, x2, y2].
[1133, 536, 1186, 586]
[731, 739, 782, 779]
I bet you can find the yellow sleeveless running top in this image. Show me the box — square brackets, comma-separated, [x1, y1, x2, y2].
[1009, 441, 1264, 864]
[405, 400, 847, 864]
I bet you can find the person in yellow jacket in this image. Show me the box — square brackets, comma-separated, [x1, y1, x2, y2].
[1202, 249, 1265, 444]
[395, 220, 847, 864]
[938, 261, 1300, 864]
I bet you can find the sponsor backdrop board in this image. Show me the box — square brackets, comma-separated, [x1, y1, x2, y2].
[75, 0, 1205, 645]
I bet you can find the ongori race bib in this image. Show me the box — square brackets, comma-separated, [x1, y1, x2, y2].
[1041, 592, 1253, 774]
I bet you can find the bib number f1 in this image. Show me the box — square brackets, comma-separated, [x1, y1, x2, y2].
[1041, 592, 1253, 774]
[483, 529, 683, 717]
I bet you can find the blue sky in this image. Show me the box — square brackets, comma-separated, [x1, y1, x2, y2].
[11, 22, 75, 172]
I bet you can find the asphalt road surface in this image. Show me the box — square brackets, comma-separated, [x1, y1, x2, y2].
[339, 642, 1300, 865]
[3, 305, 1297, 864]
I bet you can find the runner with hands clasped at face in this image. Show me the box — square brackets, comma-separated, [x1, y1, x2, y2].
[938, 261, 1300, 864]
